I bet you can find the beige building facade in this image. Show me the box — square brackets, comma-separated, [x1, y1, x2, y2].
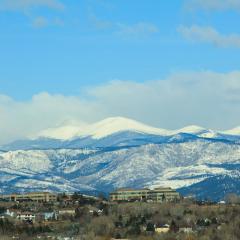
[0, 192, 57, 202]
[110, 187, 180, 203]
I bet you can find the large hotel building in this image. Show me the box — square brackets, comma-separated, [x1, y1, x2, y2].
[0, 192, 57, 202]
[110, 187, 180, 203]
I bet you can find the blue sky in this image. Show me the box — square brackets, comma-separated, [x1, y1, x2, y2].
[1, 0, 239, 99]
[0, 0, 240, 143]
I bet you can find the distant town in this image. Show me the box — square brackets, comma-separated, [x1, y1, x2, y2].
[0, 188, 239, 239]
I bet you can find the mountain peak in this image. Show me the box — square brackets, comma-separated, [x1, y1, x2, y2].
[175, 125, 206, 134]
[223, 127, 240, 135]
[92, 116, 140, 127]
[81, 117, 170, 139]
[32, 117, 240, 141]
[35, 117, 170, 140]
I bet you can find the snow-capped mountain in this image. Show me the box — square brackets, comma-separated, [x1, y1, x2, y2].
[223, 127, 240, 136]
[0, 117, 240, 201]
[35, 117, 230, 140]
[28, 117, 240, 145]
[35, 117, 172, 140]
[2, 117, 240, 151]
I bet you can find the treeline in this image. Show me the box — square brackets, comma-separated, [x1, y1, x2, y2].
[0, 193, 240, 239]
[0, 219, 51, 238]
[75, 201, 240, 240]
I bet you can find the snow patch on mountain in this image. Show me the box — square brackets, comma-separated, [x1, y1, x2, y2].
[33, 117, 240, 143]
[223, 127, 240, 136]
[174, 125, 206, 134]
[148, 165, 231, 189]
[0, 150, 52, 173]
[3, 117, 239, 153]
[36, 117, 171, 140]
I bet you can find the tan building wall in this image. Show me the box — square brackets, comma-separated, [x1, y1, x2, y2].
[110, 187, 180, 203]
[58, 209, 76, 215]
[0, 192, 57, 202]
[155, 227, 170, 233]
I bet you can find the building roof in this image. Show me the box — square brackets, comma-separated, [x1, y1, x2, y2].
[111, 188, 150, 193]
[17, 212, 36, 215]
[111, 187, 178, 194]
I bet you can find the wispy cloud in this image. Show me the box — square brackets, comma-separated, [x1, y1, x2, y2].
[184, 0, 240, 12]
[32, 16, 48, 28]
[0, 0, 65, 12]
[88, 12, 113, 30]
[116, 22, 159, 37]
[32, 16, 64, 28]
[88, 11, 159, 37]
[0, 71, 240, 144]
[178, 25, 240, 48]
[87, 0, 158, 37]
[0, 0, 65, 28]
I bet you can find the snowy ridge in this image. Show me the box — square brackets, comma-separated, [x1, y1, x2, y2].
[0, 139, 240, 200]
[36, 117, 171, 140]
[174, 125, 206, 135]
[34, 117, 240, 141]
[0, 117, 240, 200]
[223, 126, 240, 135]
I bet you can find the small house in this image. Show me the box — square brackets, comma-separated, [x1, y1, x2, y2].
[5, 209, 16, 217]
[16, 212, 36, 222]
[43, 212, 58, 221]
[58, 209, 75, 216]
[155, 224, 170, 234]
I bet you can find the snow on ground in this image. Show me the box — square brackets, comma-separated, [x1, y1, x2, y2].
[0, 150, 52, 173]
[148, 165, 231, 189]
[0, 137, 240, 194]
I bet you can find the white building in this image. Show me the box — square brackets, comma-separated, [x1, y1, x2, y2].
[16, 212, 36, 222]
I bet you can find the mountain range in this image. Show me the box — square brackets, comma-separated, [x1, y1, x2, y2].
[0, 117, 240, 201]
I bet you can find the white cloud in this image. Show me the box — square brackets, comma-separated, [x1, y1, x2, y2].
[178, 25, 240, 48]
[0, 92, 104, 144]
[87, 10, 158, 36]
[116, 22, 159, 36]
[87, 12, 159, 37]
[1, 71, 240, 144]
[185, 0, 240, 11]
[32, 16, 48, 28]
[0, 0, 65, 28]
[88, 12, 113, 30]
[32, 16, 64, 28]
[0, 0, 65, 12]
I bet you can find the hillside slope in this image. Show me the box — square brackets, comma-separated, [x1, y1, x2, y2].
[0, 139, 240, 201]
